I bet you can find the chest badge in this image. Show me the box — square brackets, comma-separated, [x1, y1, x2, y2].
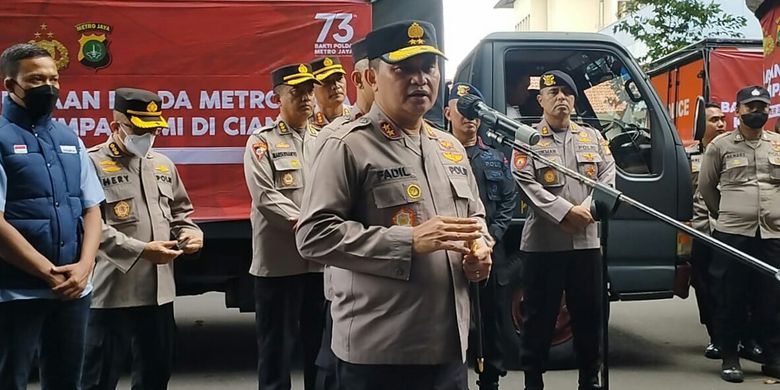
[392, 207, 417, 227]
[113, 200, 131, 220]
[282, 172, 295, 186]
[406, 183, 422, 200]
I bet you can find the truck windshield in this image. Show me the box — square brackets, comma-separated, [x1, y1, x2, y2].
[505, 49, 654, 175]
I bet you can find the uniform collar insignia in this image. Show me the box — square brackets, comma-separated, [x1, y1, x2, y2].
[380, 121, 402, 140]
[278, 120, 290, 134]
[108, 142, 122, 157]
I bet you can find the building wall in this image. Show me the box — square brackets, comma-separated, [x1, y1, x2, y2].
[510, 0, 619, 32]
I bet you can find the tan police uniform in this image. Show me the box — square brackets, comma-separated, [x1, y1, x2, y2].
[83, 88, 202, 390]
[296, 104, 491, 365]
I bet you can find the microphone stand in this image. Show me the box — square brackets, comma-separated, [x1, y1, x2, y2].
[485, 127, 780, 390]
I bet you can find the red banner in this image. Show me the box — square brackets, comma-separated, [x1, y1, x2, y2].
[708, 47, 764, 129]
[761, 5, 780, 119]
[0, 0, 371, 221]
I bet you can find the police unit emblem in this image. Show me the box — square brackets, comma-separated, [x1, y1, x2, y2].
[252, 142, 268, 161]
[75, 22, 112, 69]
[542, 74, 555, 87]
[113, 200, 131, 220]
[443, 152, 464, 163]
[543, 169, 557, 184]
[406, 184, 422, 200]
[323, 57, 334, 67]
[407, 22, 425, 45]
[29, 23, 69, 70]
[392, 207, 417, 227]
[513, 152, 527, 170]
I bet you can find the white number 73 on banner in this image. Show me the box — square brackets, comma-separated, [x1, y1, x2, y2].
[315, 13, 354, 43]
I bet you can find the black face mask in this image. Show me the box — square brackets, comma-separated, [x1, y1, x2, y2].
[740, 112, 768, 129]
[12, 83, 59, 119]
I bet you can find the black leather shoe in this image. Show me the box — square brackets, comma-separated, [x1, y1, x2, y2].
[739, 341, 766, 364]
[720, 366, 744, 383]
[705, 343, 721, 360]
[762, 364, 780, 379]
[477, 380, 499, 390]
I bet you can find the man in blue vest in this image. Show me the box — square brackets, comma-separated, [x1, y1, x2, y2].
[0, 43, 105, 389]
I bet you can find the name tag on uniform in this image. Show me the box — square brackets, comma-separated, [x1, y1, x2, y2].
[725, 156, 748, 170]
[13, 145, 27, 154]
[60, 145, 78, 154]
[690, 155, 702, 173]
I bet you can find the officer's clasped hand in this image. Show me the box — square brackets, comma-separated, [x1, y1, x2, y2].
[142, 240, 183, 264]
[411, 216, 483, 255]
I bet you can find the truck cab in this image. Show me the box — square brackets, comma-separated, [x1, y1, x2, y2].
[454, 32, 693, 367]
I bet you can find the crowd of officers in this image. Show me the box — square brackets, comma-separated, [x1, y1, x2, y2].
[0, 17, 778, 390]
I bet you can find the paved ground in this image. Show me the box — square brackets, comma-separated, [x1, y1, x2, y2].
[33, 291, 780, 389]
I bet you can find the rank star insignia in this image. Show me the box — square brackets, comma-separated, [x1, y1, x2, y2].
[278, 121, 289, 134]
[30, 22, 69, 70]
[425, 125, 436, 138]
[113, 200, 131, 220]
[392, 207, 417, 227]
[406, 184, 422, 200]
[282, 172, 295, 186]
[380, 122, 400, 139]
[540, 127, 550, 136]
[513, 152, 528, 170]
[252, 142, 268, 161]
[442, 152, 464, 163]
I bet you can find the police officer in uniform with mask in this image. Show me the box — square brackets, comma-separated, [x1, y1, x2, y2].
[244, 63, 324, 390]
[83, 88, 203, 390]
[511, 70, 615, 390]
[445, 82, 517, 390]
[296, 20, 493, 390]
[699, 85, 780, 383]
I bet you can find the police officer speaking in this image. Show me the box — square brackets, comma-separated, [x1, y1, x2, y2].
[83, 88, 203, 390]
[445, 82, 517, 390]
[698, 85, 780, 383]
[244, 63, 324, 390]
[511, 70, 615, 390]
[296, 20, 492, 390]
[0, 43, 105, 390]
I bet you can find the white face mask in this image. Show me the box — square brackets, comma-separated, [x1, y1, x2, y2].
[121, 126, 155, 157]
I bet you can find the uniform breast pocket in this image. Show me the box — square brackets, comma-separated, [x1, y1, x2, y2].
[575, 152, 602, 180]
[157, 181, 174, 221]
[103, 186, 138, 226]
[272, 157, 303, 191]
[449, 177, 474, 217]
[372, 180, 423, 227]
[535, 155, 565, 188]
[769, 153, 780, 181]
[722, 156, 750, 184]
[484, 169, 504, 201]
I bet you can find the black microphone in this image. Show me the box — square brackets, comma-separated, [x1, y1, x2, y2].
[457, 94, 541, 146]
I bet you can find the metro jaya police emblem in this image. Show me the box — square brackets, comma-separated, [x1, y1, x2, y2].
[76, 22, 112, 69]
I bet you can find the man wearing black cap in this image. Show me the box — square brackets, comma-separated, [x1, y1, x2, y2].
[244, 63, 324, 390]
[0, 43, 104, 390]
[307, 38, 374, 390]
[82, 87, 203, 389]
[310, 57, 351, 128]
[699, 85, 780, 383]
[511, 70, 615, 390]
[296, 21, 492, 389]
[445, 82, 517, 390]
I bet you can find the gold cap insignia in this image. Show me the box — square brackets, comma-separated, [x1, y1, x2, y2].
[323, 57, 334, 67]
[298, 64, 308, 74]
[408, 22, 425, 45]
[542, 74, 555, 87]
[456, 85, 470, 97]
[147, 101, 158, 113]
[113, 200, 131, 220]
[406, 184, 422, 199]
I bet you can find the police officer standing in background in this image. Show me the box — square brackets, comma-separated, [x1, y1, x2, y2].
[296, 20, 492, 389]
[699, 85, 780, 383]
[82, 88, 203, 390]
[445, 82, 517, 390]
[310, 57, 351, 128]
[512, 70, 615, 390]
[0, 43, 104, 390]
[244, 63, 324, 390]
[688, 102, 726, 360]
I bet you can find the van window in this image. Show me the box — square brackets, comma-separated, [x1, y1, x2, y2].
[504, 49, 654, 175]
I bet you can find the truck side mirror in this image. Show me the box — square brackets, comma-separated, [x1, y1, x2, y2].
[693, 96, 706, 142]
